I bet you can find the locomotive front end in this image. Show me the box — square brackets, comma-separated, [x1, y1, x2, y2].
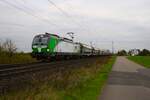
[32, 33, 60, 60]
[32, 34, 50, 59]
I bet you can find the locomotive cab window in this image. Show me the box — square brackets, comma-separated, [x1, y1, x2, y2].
[32, 36, 49, 45]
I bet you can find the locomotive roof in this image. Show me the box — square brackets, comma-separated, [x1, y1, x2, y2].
[34, 33, 60, 38]
[45, 32, 60, 38]
[61, 37, 73, 42]
[45, 32, 73, 42]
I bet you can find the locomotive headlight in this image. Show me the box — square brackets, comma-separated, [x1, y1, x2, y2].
[41, 45, 47, 48]
[33, 45, 37, 48]
[47, 49, 50, 52]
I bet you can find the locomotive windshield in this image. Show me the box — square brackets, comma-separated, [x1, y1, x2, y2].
[32, 35, 49, 45]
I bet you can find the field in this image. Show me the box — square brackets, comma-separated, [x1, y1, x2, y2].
[0, 56, 116, 100]
[128, 56, 150, 68]
[0, 39, 37, 64]
[0, 53, 37, 64]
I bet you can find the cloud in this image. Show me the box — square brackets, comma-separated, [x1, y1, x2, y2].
[0, 0, 150, 52]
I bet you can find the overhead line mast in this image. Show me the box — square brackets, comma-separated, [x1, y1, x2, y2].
[112, 41, 114, 54]
[67, 32, 74, 41]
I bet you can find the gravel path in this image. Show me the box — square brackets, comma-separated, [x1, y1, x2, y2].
[99, 56, 150, 100]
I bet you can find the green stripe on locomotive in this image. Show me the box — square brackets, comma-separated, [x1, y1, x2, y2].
[47, 36, 60, 53]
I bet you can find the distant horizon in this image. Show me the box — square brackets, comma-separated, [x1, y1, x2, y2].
[0, 33, 150, 53]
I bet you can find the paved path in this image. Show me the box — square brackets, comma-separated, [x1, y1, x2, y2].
[99, 56, 150, 100]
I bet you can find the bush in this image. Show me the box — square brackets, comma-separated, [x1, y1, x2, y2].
[0, 39, 36, 64]
[117, 50, 127, 56]
[138, 49, 150, 56]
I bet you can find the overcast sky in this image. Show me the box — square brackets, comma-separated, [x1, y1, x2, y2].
[0, 0, 150, 52]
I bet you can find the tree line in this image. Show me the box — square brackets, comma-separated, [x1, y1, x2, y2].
[117, 49, 150, 56]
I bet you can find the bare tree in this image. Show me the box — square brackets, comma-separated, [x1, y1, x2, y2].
[3, 39, 17, 56]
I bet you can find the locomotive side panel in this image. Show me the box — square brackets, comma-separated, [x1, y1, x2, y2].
[54, 41, 80, 55]
[81, 44, 93, 56]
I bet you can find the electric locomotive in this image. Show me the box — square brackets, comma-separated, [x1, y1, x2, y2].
[32, 32, 110, 60]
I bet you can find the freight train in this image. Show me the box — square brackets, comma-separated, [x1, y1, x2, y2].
[32, 33, 110, 60]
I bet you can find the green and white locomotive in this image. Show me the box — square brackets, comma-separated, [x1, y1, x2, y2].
[32, 33, 110, 60]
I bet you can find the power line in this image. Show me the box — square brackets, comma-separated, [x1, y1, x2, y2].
[19, 0, 76, 30]
[47, 0, 91, 33]
[2, 0, 92, 35]
[18, 0, 60, 27]
[0, 22, 26, 27]
[65, 0, 110, 37]
[62, 0, 96, 33]
[48, 0, 71, 18]
[1, 0, 58, 26]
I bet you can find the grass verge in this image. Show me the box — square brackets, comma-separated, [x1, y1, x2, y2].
[61, 56, 116, 100]
[128, 56, 150, 68]
[0, 56, 116, 100]
[0, 53, 37, 64]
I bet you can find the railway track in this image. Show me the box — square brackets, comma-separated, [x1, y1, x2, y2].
[0, 62, 52, 94]
[0, 59, 86, 78]
[0, 62, 55, 78]
[0, 61, 68, 94]
[0, 57, 98, 78]
[0, 57, 109, 94]
[0, 58, 109, 94]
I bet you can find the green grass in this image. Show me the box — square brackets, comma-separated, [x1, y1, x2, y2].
[61, 56, 116, 100]
[0, 52, 37, 64]
[0, 56, 116, 100]
[128, 56, 150, 68]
